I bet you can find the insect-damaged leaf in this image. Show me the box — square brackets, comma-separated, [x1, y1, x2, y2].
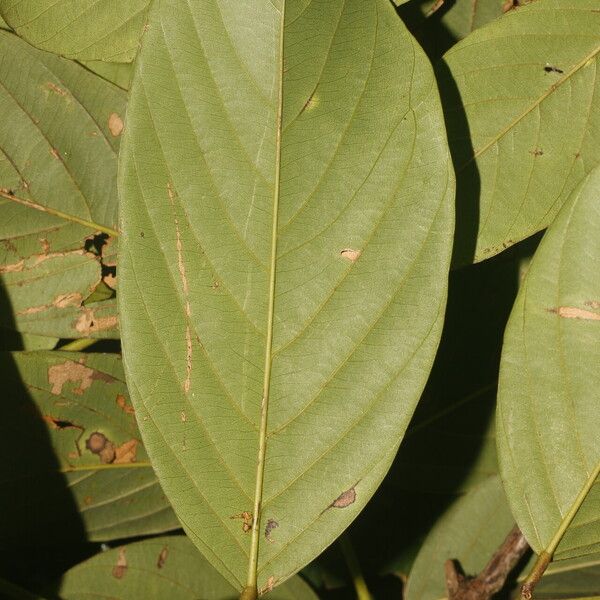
[0, 351, 179, 544]
[0, 0, 150, 62]
[119, 0, 453, 591]
[440, 0, 600, 264]
[56, 536, 318, 600]
[0, 30, 123, 338]
[497, 167, 600, 560]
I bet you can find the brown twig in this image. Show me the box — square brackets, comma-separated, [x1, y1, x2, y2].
[445, 525, 530, 600]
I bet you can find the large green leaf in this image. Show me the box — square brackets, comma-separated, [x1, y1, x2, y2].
[56, 536, 318, 600]
[440, 0, 600, 263]
[119, 0, 454, 592]
[1, 351, 179, 543]
[497, 166, 600, 558]
[0, 30, 123, 338]
[0, 0, 150, 62]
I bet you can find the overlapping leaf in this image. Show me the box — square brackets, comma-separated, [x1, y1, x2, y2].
[406, 476, 600, 600]
[1, 351, 179, 543]
[56, 536, 318, 600]
[119, 0, 454, 591]
[497, 166, 600, 558]
[441, 0, 600, 263]
[0, 0, 149, 62]
[0, 30, 123, 338]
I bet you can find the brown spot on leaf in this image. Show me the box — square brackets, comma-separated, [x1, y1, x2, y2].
[40, 238, 50, 254]
[181, 411, 186, 422]
[45, 82, 67, 96]
[157, 546, 168, 569]
[231, 511, 253, 533]
[86, 432, 116, 464]
[112, 547, 128, 579]
[116, 394, 135, 415]
[48, 360, 114, 395]
[50, 148, 60, 160]
[530, 148, 543, 157]
[544, 64, 564, 74]
[54, 292, 83, 308]
[332, 487, 356, 508]
[114, 439, 138, 464]
[83, 496, 93, 506]
[585, 300, 600, 309]
[108, 113, 124, 137]
[340, 248, 361, 262]
[75, 309, 118, 335]
[260, 576, 277, 595]
[549, 306, 600, 321]
[265, 518, 279, 542]
[0, 259, 24, 273]
[103, 272, 117, 289]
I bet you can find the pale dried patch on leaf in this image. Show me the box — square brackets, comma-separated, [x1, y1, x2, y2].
[231, 511, 253, 533]
[549, 306, 600, 321]
[112, 547, 128, 579]
[260, 576, 277, 595]
[44, 82, 68, 97]
[114, 439, 138, 464]
[116, 393, 135, 415]
[168, 182, 192, 394]
[340, 248, 361, 262]
[48, 359, 115, 395]
[50, 148, 61, 160]
[54, 292, 83, 308]
[16, 291, 83, 316]
[108, 112, 124, 137]
[103, 272, 117, 289]
[75, 308, 118, 335]
[157, 546, 168, 569]
[585, 300, 600, 309]
[0, 259, 24, 273]
[331, 487, 356, 508]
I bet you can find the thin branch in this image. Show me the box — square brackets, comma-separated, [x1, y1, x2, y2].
[445, 525, 530, 600]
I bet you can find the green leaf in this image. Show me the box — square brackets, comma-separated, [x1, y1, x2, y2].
[406, 476, 600, 600]
[440, 0, 600, 263]
[79, 60, 133, 90]
[1, 351, 179, 543]
[56, 536, 318, 599]
[0, 30, 124, 338]
[119, 0, 454, 592]
[497, 166, 600, 558]
[0, 0, 150, 62]
[405, 476, 517, 600]
[530, 553, 600, 599]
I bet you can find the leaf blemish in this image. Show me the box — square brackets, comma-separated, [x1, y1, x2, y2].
[112, 547, 128, 579]
[157, 546, 169, 569]
[548, 306, 600, 321]
[44, 82, 67, 97]
[340, 248, 361, 262]
[544, 64, 564, 74]
[530, 148, 543, 156]
[265, 518, 279, 542]
[75, 309, 118, 335]
[116, 394, 135, 415]
[48, 360, 114, 395]
[108, 112, 124, 137]
[331, 487, 356, 508]
[231, 511, 253, 533]
[86, 432, 116, 464]
[168, 182, 192, 394]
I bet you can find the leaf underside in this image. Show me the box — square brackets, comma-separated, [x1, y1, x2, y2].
[119, 0, 454, 590]
[0, 0, 150, 62]
[441, 0, 600, 264]
[1, 351, 178, 543]
[497, 166, 600, 558]
[0, 30, 123, 338]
